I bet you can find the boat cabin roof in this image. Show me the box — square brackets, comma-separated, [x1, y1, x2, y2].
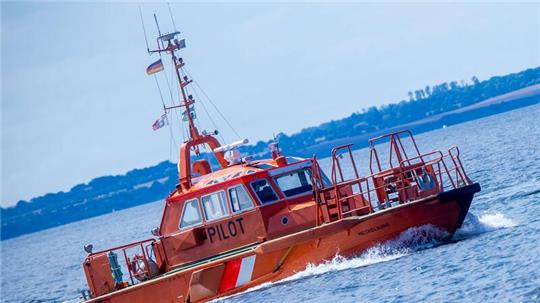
[167, 156, 310, 201]
[158, 155, 318, 238]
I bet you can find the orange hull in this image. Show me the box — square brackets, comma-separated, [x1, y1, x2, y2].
[80, 24, 480, 303]
[87, 184, 478, 303]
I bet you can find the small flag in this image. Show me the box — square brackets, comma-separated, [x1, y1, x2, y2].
[152, 114, 168, 131]
[182, 107, 196, 122]
[178, 39, 186, 49]
[146, 59, 164, 75]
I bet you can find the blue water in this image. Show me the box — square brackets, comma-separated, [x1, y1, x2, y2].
[1, 104, 539, 303]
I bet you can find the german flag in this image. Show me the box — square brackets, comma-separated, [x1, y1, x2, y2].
[146, 59, 164, 75]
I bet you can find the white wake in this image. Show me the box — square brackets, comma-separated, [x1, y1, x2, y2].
[455, 212, 516, 238]
[213, 212, 515, 302]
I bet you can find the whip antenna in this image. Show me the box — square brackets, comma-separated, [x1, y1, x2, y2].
[153, 13, 163, 37]
[153, 13, 164, 49]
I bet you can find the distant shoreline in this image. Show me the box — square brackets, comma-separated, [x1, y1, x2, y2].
[301, 84, 540, 156]
[2, 80, 539, 241]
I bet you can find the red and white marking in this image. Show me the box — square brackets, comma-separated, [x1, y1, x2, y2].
[219, 255, 256, 292]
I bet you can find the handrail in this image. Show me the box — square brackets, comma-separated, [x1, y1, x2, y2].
[447, 145, 470, 184]
[368, 130, 423, 175]
[398, 150, 443, 168]
[331, 144, 359, 183]
[86, 238, 159, 288]
[315, 140, 471, 224]
[310, 156, 322, 226]
[88, 238, 156, 257]
[330, 144, 362, 219]
[368, 130, 414, 144]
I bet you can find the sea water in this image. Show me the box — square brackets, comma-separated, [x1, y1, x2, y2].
[1, 104, 539, 303]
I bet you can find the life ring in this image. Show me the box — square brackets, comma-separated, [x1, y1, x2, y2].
[129, 254, 159, 281]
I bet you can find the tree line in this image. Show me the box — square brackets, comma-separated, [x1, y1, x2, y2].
[1, 66, 538, 240]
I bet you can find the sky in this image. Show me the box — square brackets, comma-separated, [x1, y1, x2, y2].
[1, 2, 539, 207]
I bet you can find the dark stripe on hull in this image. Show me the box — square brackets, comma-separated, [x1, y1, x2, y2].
[438, 183, 481, 230]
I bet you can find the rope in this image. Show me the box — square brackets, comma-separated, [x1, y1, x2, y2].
[153, 75, 178, 161]
[167, 3, 178, 32]
[161, 58, 186, 145]
[192, 87, 226, 143]
[183, 68, 242, 140]
[162, 58, 176, 107]
[166, 101, 178, 161]
[145, 9, 182, 162]
[166, 60, 185, 143]
[168, 115, 177, 161]
[153, 75, 166, 109]
[179, 68, 226, 143]
[159, 60, 177, 154]
[138, 6, 150, 52]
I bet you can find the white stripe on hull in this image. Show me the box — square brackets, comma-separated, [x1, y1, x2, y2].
[235, 255, 256, 287]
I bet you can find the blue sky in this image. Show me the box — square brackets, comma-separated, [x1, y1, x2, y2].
[2, 2, 539, 207]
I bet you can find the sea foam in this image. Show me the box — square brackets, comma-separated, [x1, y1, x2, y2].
[213, 224, 449, 301]
[213, 212, 516, 302]
[455, 212, 516, 238]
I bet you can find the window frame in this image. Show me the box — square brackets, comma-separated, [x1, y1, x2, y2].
[250, 178, 280, 205]
[227, 184, 255, 213]
[200, 190, 232, 222]
[178, 198, 204, 230]
[273, 168, 314, 199]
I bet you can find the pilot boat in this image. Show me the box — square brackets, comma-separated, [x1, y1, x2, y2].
[79, 25, 480, 303]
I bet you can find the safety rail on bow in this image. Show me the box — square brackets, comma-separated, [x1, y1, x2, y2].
[312, 131, 472, 225]
[82, 239, 163, 299]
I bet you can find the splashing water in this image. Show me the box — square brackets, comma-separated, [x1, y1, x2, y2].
[478, 212, 517, 228]
[216, 212, 516, 302]
[283, 213, 516, 285]
[214, 245, 413, 302]
[214, 224, 450, 302]
[283, 224, 449, 283]
[455, 212, 516, 238]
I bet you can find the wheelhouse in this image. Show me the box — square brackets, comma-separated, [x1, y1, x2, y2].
[81, 129, 474, 300]
[154, 156, 325, 269]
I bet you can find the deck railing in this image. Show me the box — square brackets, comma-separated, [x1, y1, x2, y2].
[313, 142, 471, 225]
[84, 238, 162, 298]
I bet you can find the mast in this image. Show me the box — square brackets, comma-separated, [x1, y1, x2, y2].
[172, 53, 200, 140]
[146, 23, 229, 190]
[148, 30, 200, 141]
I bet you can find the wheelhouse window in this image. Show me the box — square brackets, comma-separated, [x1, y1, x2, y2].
[228, 185, 254, 212]
[202, 191, 230, 221]
[251, 179, 279, 204]
[179, 199, 203, 229]
[275, 169, 313, 197]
